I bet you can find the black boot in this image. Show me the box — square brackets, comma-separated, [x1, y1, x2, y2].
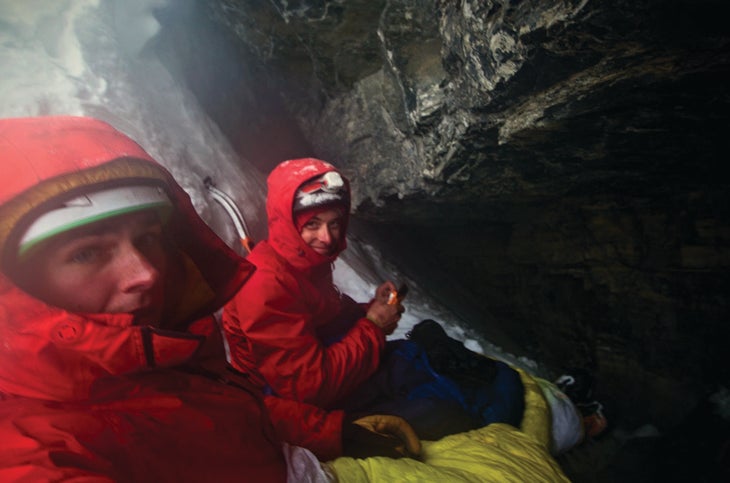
[408, 319, 498, 386]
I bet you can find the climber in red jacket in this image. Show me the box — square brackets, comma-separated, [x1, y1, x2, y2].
[222, 158, 405, 410]
[0, 116, 419, 482]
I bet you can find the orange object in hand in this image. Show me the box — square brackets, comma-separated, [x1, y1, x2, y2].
[387, 283, 409, 305]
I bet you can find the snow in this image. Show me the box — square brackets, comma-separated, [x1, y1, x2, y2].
[0, 0, 266, 249]
[0, 0, 536, 372]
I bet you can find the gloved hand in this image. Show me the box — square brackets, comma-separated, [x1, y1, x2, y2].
[342, 413, 422, 459]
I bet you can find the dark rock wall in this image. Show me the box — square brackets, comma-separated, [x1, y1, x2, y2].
[162, 0, 729, 432]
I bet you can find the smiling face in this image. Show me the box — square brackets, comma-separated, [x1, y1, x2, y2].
[13, 210, 168, 325]
[298, 207, 344, 257]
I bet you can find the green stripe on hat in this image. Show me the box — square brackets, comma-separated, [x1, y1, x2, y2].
[17, 184, 171, 259]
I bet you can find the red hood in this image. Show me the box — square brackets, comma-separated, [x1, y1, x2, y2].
[266, 158, 351, 272]
[0, 116, 254, 401]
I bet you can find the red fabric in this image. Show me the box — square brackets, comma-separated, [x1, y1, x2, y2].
[0, 370, 288, 482]
[264, 394, 346, 461]
[222, 158, 385, 411]
[0, 116, 155, 206]
[0, 117, 341, 479]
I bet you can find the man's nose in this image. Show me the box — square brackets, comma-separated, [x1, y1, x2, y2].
[318, 225, 332, 244]
[117, 244, 160, 293]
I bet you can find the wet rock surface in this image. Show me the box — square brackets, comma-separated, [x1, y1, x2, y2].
[155, 0, 729, 478]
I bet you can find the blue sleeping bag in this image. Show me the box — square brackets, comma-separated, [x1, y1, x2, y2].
[334, 320, 524, 441]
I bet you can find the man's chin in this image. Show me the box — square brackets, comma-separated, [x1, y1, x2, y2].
[312, 246, 334, 256]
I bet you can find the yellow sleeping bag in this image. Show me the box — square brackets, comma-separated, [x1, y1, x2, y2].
[328, 369, 569, 482]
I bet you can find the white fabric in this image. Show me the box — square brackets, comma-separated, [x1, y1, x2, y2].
[282, 443, 335, 483]
[19, 184, 170, 254]
[536, 378, 585, 454]
[293, 172, 346, 212]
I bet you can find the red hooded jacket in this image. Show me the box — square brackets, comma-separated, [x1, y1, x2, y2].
[222, 158, 385, 409]
[0, 117, 342, 481]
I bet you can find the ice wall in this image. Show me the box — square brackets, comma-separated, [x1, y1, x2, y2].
[0, 0, 266, 244]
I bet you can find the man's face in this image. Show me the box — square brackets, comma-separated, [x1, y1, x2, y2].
[299, 208, 344, 256]
[16, 210, 168, 325]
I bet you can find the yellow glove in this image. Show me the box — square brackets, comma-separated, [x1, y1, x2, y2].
[342, 413, 422, 459]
